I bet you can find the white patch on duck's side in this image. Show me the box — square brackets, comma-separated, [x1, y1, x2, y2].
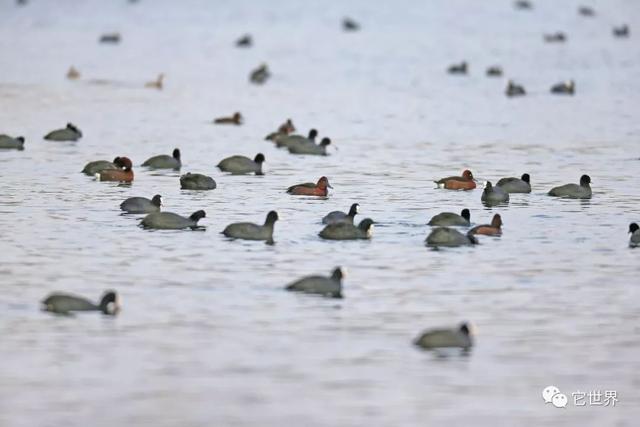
[94, 173, 101, 181]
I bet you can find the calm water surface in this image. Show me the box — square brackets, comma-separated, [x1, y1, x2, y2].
[1, 0, 639, 426]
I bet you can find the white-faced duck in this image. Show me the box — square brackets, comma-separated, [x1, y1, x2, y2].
[342, 17, 360, 32]
[82, 156, 123, 175]
[180, 173, 217, 190]
[141, 210, 206, 230]
[235, 34, 252, 47]
[505, 80, 526, 97]
[99, 32, 121, 44]
[435, 169, 476, 190]
[613, 25, 630, 38]
[145, 73, 164, 90]
[447, 61, 468, 74]
[322, 203, 360, 225]
[426, 227, 477, 247]
[42, 290, 120, 316]
[496, 173, 531, 193]
[629, 223, 640, 247]
[486, 66, 503, 77]
[0, 135, 25, 150]
[414, 322, 473, 350]
[120, 194, 162, 214]
[275, 128, 317, 149]
[214, 112, 243, 125]
[287, 176, 332, 196]
[142, 148, 181, 170]
[428, 209, 471, 227]
[548, 175, 592, 199]
[469, 214, 502, 236]
[285, 267, 344, 298]
[250, 63, 270, 84]
[481, 181, 509, 205]
[97, 157, 134, 182]
[222, 211, 279, 244]
[217, 153, 264, 175]
[544, 32, 566, 43]
[288, 137, 331, 156]
[319, 218, 374, 240]
[44, 123, 82, 141]
[551, 80, 575, 95]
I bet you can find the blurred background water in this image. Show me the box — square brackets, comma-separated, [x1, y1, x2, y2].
[1, 0, 639, 426]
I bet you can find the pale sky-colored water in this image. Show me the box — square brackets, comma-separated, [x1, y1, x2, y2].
[1, 0, 639, 426]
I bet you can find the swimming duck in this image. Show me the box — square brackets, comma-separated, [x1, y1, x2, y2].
[481, 181, 509, 204]
[97, 157, 134, 182]
[505, 80, 526, 97]
[275, 129, 317, 149]
[42, 290, 120, 316]
[613, 25, 630, 38]
[288, 137, 331, 156]
[551, 80, 575, 95]
[469, 214, 502, 236]
[140, 210, 206, 230]
[544, 32, 566, 43]
[414, 323, 473, 350]
[435, 170, 476, 190]
[236, 34, 252, 47]
[629, 223, 640, 247]
[578, 6, 595, 16]
[322, 203, 359, 225]
[66, 66, 80, 80]
[319, 218, 374, 240]
[250, 63, 270, 84]
[426, 227, 477, 247]
[144, 73, 164, 90]
[447, 61, 468, 74]
[514, 0, 532, 10]
[343, 18, 360, 32]
[428, 209, 470, 227]
[217, 153, 264, 175]
[142, 148, 181, 170]
[0, 134, 25, 150]
[486, 66, 503, 77]
[548, 175, 592, 199]
[44, 123, 82, 141]
[496, 173, 531, 193]
[222, 211, 279, 244]
[285, 267, 344, 298]
[180, 173, 217, 190]
[120, 194, 162, 214]
[287, 176, 332, 196]
[265, 119, 296, 141]
[99, 33, 121, 44]
[82, 157, 122, 175]
[213, 112, 243, 125]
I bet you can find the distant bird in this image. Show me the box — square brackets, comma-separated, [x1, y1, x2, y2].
[548, 174, 592, 199]
[120, 195, 162, 214]
[235, 34, 252, 47]
[99, 33, 121, 44]
[44, 123, 82, 141]
[288, 137, 332, 156]
[469, 214, 503, 236]
[414, 323, 473, 350]
[435, 170, 476, 190]
[142, 148, 181, 170]
[514, 0, 532, 10]
[0, 134, 25, 150]
[613, 25, 629, 38]
[141, 210, 206, 230]
[544, 32, 566, 43]
[550, 80, 575, 95]
[274, 129, 317, 149]
[447, 61, 468, 74]
[426, 227, 477, 247]
[481, 182, 509, 205]
[342, 17, 360, 32]
[42, 290, 120, 316]
[222, 211, 279, 244]
[496, 173, 531, 193]
[629, 223, 640, 247]
[505, 80, 526, 97]
[213, 112, 243, 125]
[66, 66, 80, 80]
[578, 6, 595, 16]
[265, 119, 296, 141]
[180, 173, 217, 190]
[97, 157, 134, 183]
[486, 66, 503, 77]
[217, 154, 265, 175]
[287, 176, 332, 196]
[82, 157, 123, 175]
[250, 64, 270, 84]
[145, 73, 164, 90]
[285, 267, 345, 298]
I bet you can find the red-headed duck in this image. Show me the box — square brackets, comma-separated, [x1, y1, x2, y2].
[435, 170, 476, 190]
[214, 112, 243, 125]
[551, 80, 575, 95]
[287, 176, 332, 196]
[469, 214, 502, 236]
[98, 157, 134, 182]
[145, 73, 164, 90]
[265, 119, 296, 141]
[66, 66, 80, 80]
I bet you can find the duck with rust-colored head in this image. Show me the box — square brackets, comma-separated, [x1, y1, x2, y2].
[97, 157, 134, 182]
[265, 119, 296, 141]
[469, 214, 503, 236]
[435, 170, 476, 190]
[287, 176, 332, 196]
[214, 112, 243, 125]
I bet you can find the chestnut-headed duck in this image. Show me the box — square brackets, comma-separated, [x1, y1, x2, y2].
[287, 176, 332, 196]
[548, 175, 592, 199]
[629, 223, 640, 247]
[496, 173, 531, 193]
[275, 128, 317, 148]
[414, 323, 473, 350]
[0, 135, 25, 150]
[426, 227, 477, 247]
[250, 63, 270, 84]
[578, 6, 595, 16]
[144, 73, 164, 90]
[141, 210, 206, 230]
[99, 33, 121, 44]
[82, 157, 122, 175]
[44, 123, 82, 141]
[265, 119, 296, 141]
[506, 80, 526, 97]
[236, 34, 252, 47]
[322, 203, 359, 225]
[343, 18, 360, 32]
[447, 61, 468, 74]
[551, 80, 575, 95]
[66, 66, 80, 80]
[435, 170, 476, 190]
[319, 218, 374, 240]
[428, 209, 471, 227]
[120, 194, 162, 214]
[286, 267, 344, 298]
[142, 148, 181, 170]
[180, 173, 216, 190]
[214, 112, 243, 125]
[486, 66, 503, 77]
[217, 153, 264, 175]
[469, 214, 502, 236]
[613, 25, 629, 38]
[222, 211, 279, 244]
[481, 182, 509, 205]
[544, 32, 566, 43]
[288, 137, 331, 156]
[42, 290, 120, 316]
[98, 157, 134, 182]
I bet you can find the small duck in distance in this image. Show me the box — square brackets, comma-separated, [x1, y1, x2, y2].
[99, 32, 121, 44]
[66, 66, 80, 80]
[544, 32, 566, 43]
[551, 80, 575, 95]
[250, 63, 270, 84]
[343, 17, 360, 32]
[486, 66, 503, 77]
[213, 112, 243, 125]
[235, 34, 252, 47]
[287, 176, 332, 196]
[265, 119, 296, 141]
[578, 6, 595, 16]
[145, 73, 164, 90]
[447, 61, 468, 74]
[505, 80, 526, 97]
[613, 25, 629, 38]
[514, 0, 532, 10]
[435, 170, 476, 190]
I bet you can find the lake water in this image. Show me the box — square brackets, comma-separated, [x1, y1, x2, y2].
[1, 0, 639, 426]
